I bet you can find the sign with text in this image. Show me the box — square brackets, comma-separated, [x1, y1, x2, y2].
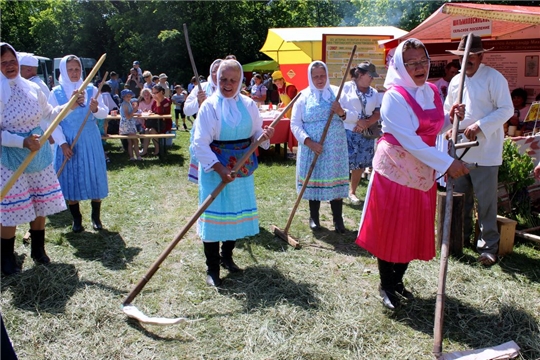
[322, 34, 392, 91]
[451, 16, 492, 40]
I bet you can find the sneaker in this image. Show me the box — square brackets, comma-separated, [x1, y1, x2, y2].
[348, 194, 361, 205]
[129, 157, 136, 161]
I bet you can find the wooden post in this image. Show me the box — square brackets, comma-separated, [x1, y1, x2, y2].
[436, 191, 465, 256]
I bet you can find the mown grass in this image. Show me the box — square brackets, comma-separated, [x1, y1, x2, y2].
[2, 130, 540, 359]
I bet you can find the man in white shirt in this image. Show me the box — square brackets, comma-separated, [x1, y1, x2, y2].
[445, 35, 513, 266]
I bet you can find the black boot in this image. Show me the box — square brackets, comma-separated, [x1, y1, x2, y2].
[91, 201, 103, 230]
[220, 241, 242, 273]
[330, 199, 346, 234]
[30, 229, 50, 265]
[393, 262, 414, 300]
[309, 200, 321, 230]
[204, 241, 222, 287]
[69, 203, 84, 233]
[378, 258, 399, 310]
[1, 237, 21, 276]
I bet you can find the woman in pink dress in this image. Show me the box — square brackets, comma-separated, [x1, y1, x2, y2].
[356, 38, 469, 309]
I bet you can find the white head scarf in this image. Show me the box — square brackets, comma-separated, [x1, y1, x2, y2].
[214, 59, 243, 128]
[207, 59, 222, 95]
[0, 42, 38, 111]
[384, 38, 432, 109]
[58, 54, 83, 99]
[304, 61, 333, 102]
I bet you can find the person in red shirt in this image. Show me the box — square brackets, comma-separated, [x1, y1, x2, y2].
[140, 85, 172, 156]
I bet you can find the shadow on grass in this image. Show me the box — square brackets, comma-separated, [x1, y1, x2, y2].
[62, 229, 142, 270]
[394, 296, 540, 359]
[220, 265, 320, 312]
[125, 318, 193, 342]
[0, 263, 123, 314]
[308, 227, 372, 258]
[104, 142, 185, 169]
[46, 208, 73, 230]
[498, 250, 540, 284]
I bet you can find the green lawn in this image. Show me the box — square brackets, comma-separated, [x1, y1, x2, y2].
[2, 130, 539, 359]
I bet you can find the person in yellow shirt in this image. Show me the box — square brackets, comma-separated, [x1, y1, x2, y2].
[271, 70, 298, 118]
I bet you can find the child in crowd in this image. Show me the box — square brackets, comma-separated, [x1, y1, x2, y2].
[171, 85, 188, 131]
[119, 89, 141, 161]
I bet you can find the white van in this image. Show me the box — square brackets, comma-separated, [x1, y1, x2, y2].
[34, 55, 53, 85]
[53, 57, 100, 85]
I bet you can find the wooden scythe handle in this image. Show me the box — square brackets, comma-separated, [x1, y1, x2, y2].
[183, 23, 203, 93]
[433, 32, 473, 359]
[56, 71, 109, 177]
[1, 53, 107, 201]
[282, 45, 357, 234]
[123, 93, 301, 306]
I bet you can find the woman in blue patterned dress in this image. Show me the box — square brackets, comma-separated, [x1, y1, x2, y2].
[192, 59, 274, 287]
[49, 55, 109, 233]
[342, 62, 381, 205]
[1, 43, 81, 275]
[290, 61, 350, 233]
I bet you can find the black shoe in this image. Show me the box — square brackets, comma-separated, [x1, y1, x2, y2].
[206, 271, 222, 287]
[395, 283, 414, 300]
[30, 230, 50, 265]
[72, 221, 84, 233]
[221, 257, 242, 273]
[1, 237, 21, 276]
[309, 217, 321, 231]
[183, 123, 188, 131]
[333, 218, 346, 234]
[91, 201, 103, 230]
[1, 253, 21, 276]
[379, 285, 400, 310]
[92, 219, 103, 231]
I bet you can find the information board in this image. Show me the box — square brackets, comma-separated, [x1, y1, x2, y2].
[322, 34, 393, 91]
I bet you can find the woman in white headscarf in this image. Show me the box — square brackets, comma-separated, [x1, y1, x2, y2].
[49, 54, 108, 233]
[355, 38, 469, 310]
[192, 59, 274, 287]
[290, 61, 350, 234]
[0, 43, 81, 275]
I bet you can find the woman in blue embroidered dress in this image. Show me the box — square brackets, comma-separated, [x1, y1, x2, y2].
[49, 55, 109, 233]
[0, 43, 81, 275]
[341, 61, 382, 205]
[290, 61, 350, 234]
[192, 59, 274, 287]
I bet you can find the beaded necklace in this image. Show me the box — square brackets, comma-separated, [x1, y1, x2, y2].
[355, 85, 373, 119]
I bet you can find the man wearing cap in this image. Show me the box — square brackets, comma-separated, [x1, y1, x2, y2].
[271, 70, 298, 118]
[133, 60, 143, 78]
[18, 52, 50, 97]
[445, 34, 513, 266]
[158, 73, 170, 98]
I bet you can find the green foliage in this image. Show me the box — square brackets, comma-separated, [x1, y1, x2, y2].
[499, 139, 535, 195]
[499, 139, 536, 226]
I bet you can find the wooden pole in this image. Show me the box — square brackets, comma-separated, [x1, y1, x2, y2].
[183, 23, 203, 93]
[433, 33, 473, 359]
[276, 45, 357, 244]
[56, 71, 109, 177]
[1, 54, 107, 201]
[123, 94, 300, 307]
